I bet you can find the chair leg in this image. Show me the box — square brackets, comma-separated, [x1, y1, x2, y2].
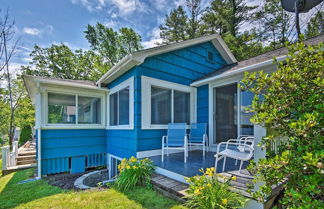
[222, 156, 226, 172]
[235, 159, 238, 166]
[162, 147, 164, 162]
[203, 143, 205, 157]
[239, 160, 243, 172]
[214, 155, 219, 174]
[167, 147, 169, 156]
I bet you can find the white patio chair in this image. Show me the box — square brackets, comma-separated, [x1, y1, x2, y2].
[162, 123, 188, 163]
[214, 137, 254, 173]
[228, 136, 254, 165]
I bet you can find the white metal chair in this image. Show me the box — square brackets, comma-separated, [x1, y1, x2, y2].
[214, 136, 254, 173]
[162, 123, 188, 163]
[188, 123, 208, 156]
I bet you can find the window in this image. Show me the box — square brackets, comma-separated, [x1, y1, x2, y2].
[240, 90, 254, 135]
[142, 76, 195, 129]
[108, 76, 134, 129]
[48, 93, 76, 124]
[151, 86, 171, 124]
[109, 87, 130, 126]
[78, 96, 101, 124]
[47, 92, 102, 125]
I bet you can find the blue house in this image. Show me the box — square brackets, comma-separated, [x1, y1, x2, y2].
[23, 34, 323, 180]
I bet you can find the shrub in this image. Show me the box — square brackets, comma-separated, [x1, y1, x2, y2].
[19, 125, 32, 146]
[115, 157, 155, 191]
[185, 168, 248, 209]
[241, 40, 324, 207]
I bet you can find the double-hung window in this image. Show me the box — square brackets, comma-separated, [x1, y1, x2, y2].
[142, 76, 195, 129]
[47, 92, 102, 125]
[108, 77, 134, 129]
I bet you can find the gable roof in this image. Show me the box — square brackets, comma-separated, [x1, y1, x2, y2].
[191, 33, 324, 86]
[96, 34, 237, 85]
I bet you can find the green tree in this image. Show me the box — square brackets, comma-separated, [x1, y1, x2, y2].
[22, 44, 107, 81]
[159, 6, 188, 43]
[305, 11, 324, 39]
[186, 0, 204, 39]
[201, 0, 229, 35]
[19, 125, 32, 146]
[84, 23, 142, 65]
[240, 41, 323, 207]
[254, 0, 293, 49]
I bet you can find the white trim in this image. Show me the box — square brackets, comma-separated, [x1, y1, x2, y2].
[97, 34, 236, 85]
[42, 86, 106, 129]
[191, 55, 287, 87]
[141, 76, 196, 129]
[107, 77, 134, 130]
[155, 167, 188, 184]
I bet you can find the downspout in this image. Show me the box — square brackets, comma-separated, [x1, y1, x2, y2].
[35, 82, 42, 179]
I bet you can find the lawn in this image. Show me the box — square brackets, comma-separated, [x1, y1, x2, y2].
[0, 168, 186, 209]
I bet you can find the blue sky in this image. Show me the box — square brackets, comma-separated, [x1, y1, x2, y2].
[2, 0, 199, 71]
[2, 0, 317, 73]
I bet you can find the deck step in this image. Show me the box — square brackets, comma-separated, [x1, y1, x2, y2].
[17, 155, 36, 161]
[18, 151, 36, 156]
[2, 163, 36, 175]
[17, 159, 37, 165]
[151, 173, 189, 203]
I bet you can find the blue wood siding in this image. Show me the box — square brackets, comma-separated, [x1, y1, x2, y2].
[107, 41, 226, 156]
[40, 129, 106, 175]
[197, 84, 209, 123]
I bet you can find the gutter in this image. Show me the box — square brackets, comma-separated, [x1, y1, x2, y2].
[191, 55, 287, 87]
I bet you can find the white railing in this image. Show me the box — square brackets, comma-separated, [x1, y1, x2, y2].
[269, 136, 288, 154]
[1, 141, 19, 171]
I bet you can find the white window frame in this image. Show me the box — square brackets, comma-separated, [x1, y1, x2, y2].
[43, 86, 106, 129]
[141, 76, 196, 129]
[107, 76, 134, 130]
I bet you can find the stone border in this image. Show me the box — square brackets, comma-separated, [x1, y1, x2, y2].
[74, 170, 105, 190]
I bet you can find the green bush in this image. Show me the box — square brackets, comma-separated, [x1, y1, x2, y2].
[115, 157, 155, 191]
[19, 125, 32, 146]
[241, 40, 323, 207]
[185, 168, 248, 209]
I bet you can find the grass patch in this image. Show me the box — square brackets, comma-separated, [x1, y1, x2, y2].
[0, 169, 186, 209]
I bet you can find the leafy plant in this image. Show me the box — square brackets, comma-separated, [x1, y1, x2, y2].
[115, 157, 155, 191]
[19, 125, 32, 146]
[240, 40, 324, 207]
[185, 168, 248, 209]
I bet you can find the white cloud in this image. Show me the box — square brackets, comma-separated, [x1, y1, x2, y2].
[22, 25, 54, 37]
[23, 27, 41, 36]
[143, 27, 163, 48]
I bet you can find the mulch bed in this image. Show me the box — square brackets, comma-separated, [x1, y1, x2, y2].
[44, 169, 96, 190]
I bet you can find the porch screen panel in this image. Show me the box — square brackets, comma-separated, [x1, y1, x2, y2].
[48, 93, 76, 124]
[174, 90, 190, 124]
[109, 93, 118, 125]
[214, 84, 237, 143]
[78, 96, 101, 124]
[151, 86, 171, 124]
[241, 91, 254, 136]
[119, 87, 130, 125]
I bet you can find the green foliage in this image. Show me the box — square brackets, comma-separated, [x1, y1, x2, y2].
[253, 0, 292, 49]
[22, 44, 107, 81]
[240, 41, 324, 207]
[305, 11, 324, 39]
[84, 23, 143, 65]
[115, 157, 155, 191]
[186, 168, 248, 209]
[19, 125, 32, 146]
[159, 6, 188, 43]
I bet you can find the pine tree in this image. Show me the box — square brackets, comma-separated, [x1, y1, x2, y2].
[159, 6, 188, 43]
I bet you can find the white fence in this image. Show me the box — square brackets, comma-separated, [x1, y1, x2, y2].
[269, 136, 288, 154]
[1, 141, 18, 170]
